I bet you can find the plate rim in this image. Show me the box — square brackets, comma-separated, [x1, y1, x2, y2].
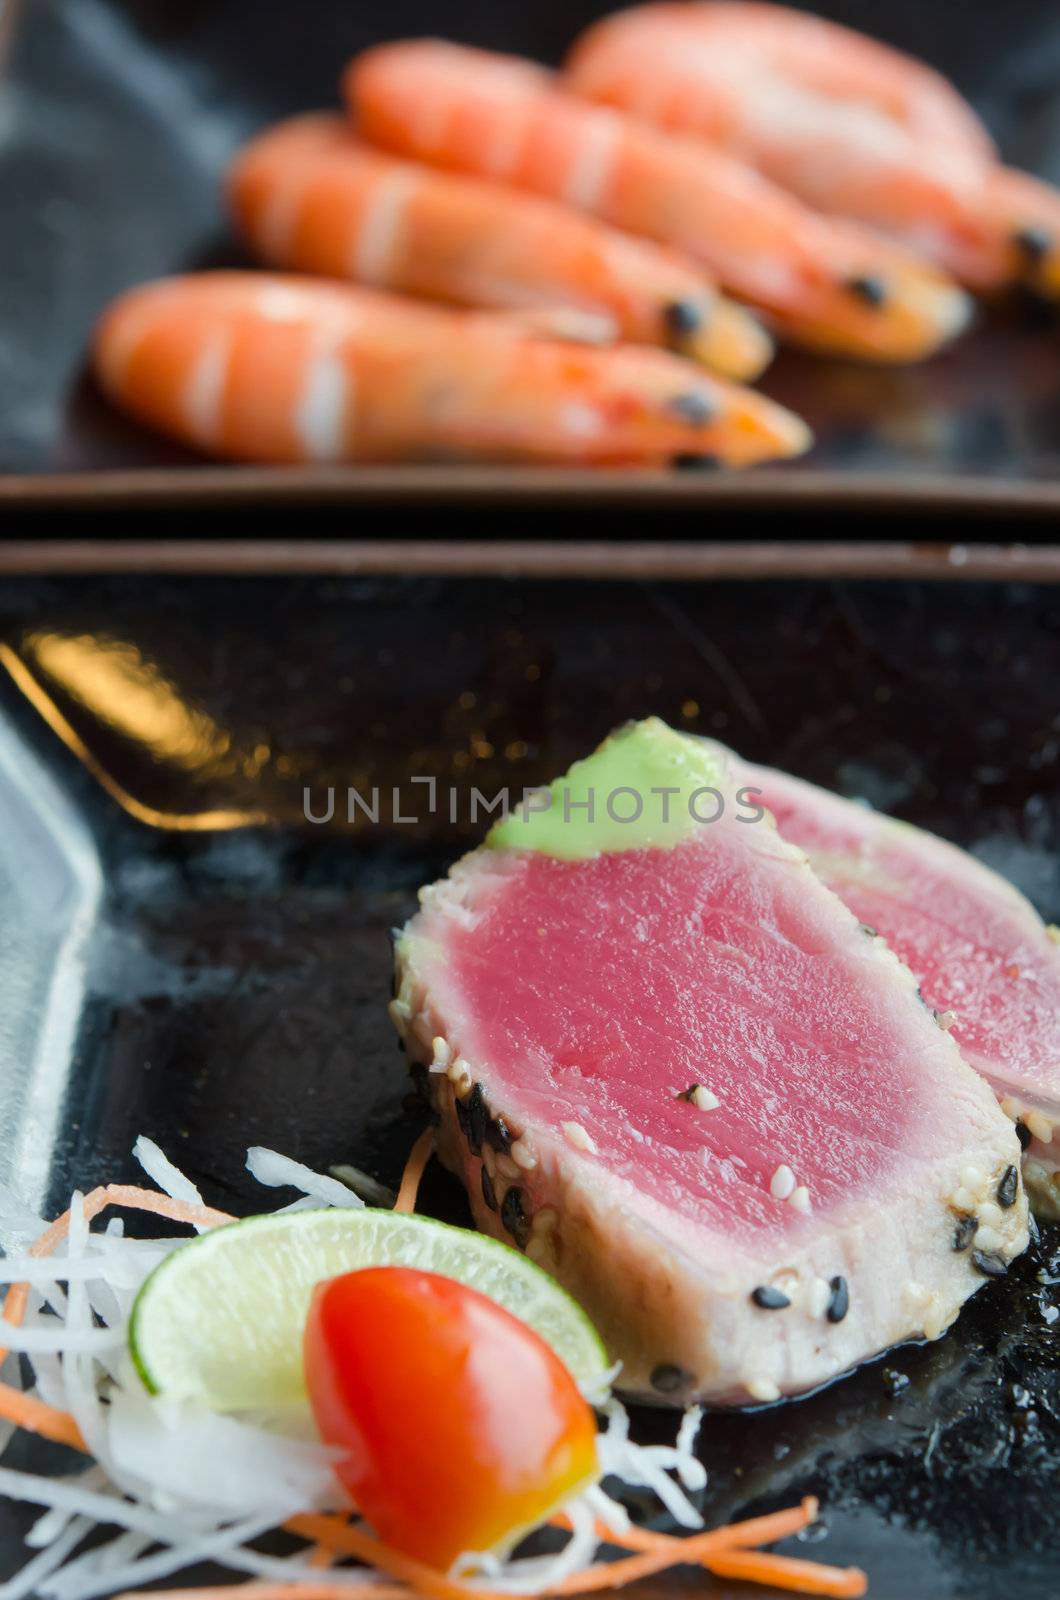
[0, 538, 1057, 581]
[4, 466, 1060, 517]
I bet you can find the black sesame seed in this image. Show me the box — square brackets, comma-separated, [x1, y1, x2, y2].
[455, 1094, 472, 1141]
[466, 1083, 487, 1156]
[486, 1115, 513, 1154]
[664, 299, 704, 338]
[1028, 1211, 1041, 1246]
[972, 1249, 1009, 1278]
[1013, 224, 1051, 263]
[650, 1362, 692, 1394]
[858, 922, 877, 937]
[669, 392, 716, 427]
[673, 453, 721, 471]
[846, 274, 887, 308]
[1015, 1120, 1033, 1151]
[501, 1186, 530, 1249]
[826, 1275, 850, 1324]
[751, 1285, 791, 1310]
[952, 1214, 979, 1252]
[481, 1164, 498, 1212]
[997, 1164, 1019, 1209]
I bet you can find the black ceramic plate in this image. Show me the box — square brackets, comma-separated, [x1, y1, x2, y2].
[0, 545, 1056, 1600]
[4, 0, 1060, 511]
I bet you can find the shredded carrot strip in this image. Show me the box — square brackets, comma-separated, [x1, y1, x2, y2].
[0, 1384, 86, 1451]
[295, 1498, 828, 1599]
[99, 1185, 233, 1230]
[115, 1589, 410, 1600]
[0, 1186, 110, 1364]
[287, 1515, 484, 1600]
[705, 1549, 868, 1598]
[0, 1185, 232, 1440]
[575, 1496, 819, 1554]
[393, 1130, 436, 1215]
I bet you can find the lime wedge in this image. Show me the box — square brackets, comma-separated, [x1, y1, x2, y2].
[129, 1208, 608, 1410]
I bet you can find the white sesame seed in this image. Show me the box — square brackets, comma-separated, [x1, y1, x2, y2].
[789, 1186, 812, 1214]
[510, 1137, 538, 1171]
[562, 1121, 596, 1153]
[429, 1036, 451, 1073]
[747, 1378, 780, 1404]
[387, 999, 410, 1037]
[1025, 1111, 1054, 1145]
[808, 1278, 831, 1318]
[935, 1009, 957, 1032]
[447, 1057, 473, 1098]
[769, 1164, 796, 1200]
[690, 1085, 720, 1111]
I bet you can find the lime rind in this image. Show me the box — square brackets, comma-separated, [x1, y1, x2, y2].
[129, 1206, 607, 1411]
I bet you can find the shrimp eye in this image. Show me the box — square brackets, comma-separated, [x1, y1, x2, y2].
[1013, 224, 1052, 263]
[669, 392, 716, 426]
[672, 452, 721, 470]
[663, 299, 704, 339]
[845, 274, 888, 309]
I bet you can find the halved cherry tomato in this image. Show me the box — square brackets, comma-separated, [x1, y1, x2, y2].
[303, 1266, 599, 1571]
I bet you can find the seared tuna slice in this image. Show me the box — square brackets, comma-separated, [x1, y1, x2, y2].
[392, 721, 1027, 1405]
[732, 752, 1060, 1220]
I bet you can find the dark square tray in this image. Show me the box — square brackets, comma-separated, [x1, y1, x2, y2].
[0, 543, 1056, 1599]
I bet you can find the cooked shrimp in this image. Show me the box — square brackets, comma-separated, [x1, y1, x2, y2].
[92, 273, 810, 468]
[229, 114, 772, 380]
[345, 39, 971, 364]
[566, 2, 1060, 296]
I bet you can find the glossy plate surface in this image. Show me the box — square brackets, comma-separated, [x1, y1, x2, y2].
[0, 550, 1055, 1597]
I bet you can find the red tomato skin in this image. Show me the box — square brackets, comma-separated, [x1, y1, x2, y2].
[303, 1266, 599, 1571]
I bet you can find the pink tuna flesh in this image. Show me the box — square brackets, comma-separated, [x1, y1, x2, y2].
[394, 725, 1028, 1402]
[734, 752, 1060, 1218]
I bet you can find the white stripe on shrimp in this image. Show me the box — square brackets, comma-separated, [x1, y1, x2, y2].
[257, 174, 302, 259]
[294, 348, 351, 462]
[563, 115, 620, 209]
[182, 333, 231, 445]
[352, 166, 418, 285]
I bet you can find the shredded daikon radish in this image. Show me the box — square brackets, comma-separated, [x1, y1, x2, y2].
[0, 1136, 723, 1600]
[133, 1139, 206, 1212]
[246, 1148, 367, 1210]
[0, 1515, 92, 1600]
